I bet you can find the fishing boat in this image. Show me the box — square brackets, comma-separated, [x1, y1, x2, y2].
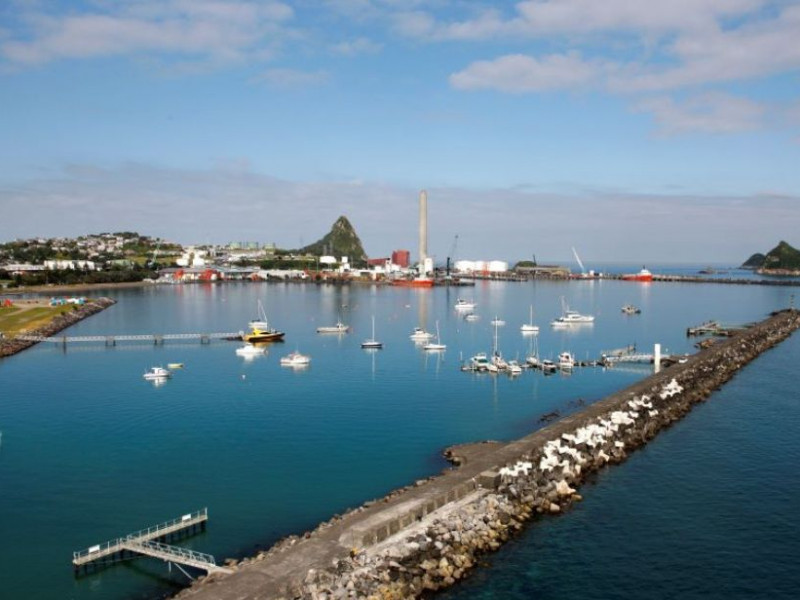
[235, 343, 266, 357]
[392, 276, 434, 288]
[242, 300, 285, 343]
[422, 321, 446, 351]
[621, 267, 653, 282]
[520, 305, 539, 333]
[409, 326, 434, 341]
[280, 351, 311, 367]
[361, 316, 383, 349]
[316, 321, 350, 334]
[621, 304, 641, 315]
[143, 366, 171, 380]
[558, 351, 575, 370]
[454, 298, 476, 311]
[551, 296, 594, 326]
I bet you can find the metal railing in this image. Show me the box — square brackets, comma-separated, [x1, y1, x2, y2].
[73, 508, 207, 563]
[123, 539, 218, 570]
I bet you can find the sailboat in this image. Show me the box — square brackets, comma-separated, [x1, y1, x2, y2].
[520, 305, 539, 334]
[423, 320, 446, 351]
[361, 316, 383, 349]
[490, 317, 507, 371]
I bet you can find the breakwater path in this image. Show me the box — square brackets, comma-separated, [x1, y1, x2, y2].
[176, 309, 800, 600]
[0, 297, 116, 358]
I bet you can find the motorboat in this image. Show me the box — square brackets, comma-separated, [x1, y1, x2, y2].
[361, 316, 383, 349]
[541, 359, 557, 373]
[558, 351, 575, 370]
[621, 267, 653, 282]
[490, 317, 506, 327]
[464, 313, 480, 322]
[551, 296, 594, 326]
[409, 326, 434, 341]
[470, 352, 490, 371]
[236, 343, 266, 357]
[143, 366, 171, 380]
[316, 321, 350, 334]
[167, 363, 184, 369]
[243, 299, 285, 343]
[455, 298, 476, 311]
[422, 321, 446, 351]
[621, 304, 641, 315]
[526, 354, 540, 368]
[507, 360, 523, 376]
[521, 305, 539, 333]
[280, 351, 311, 367]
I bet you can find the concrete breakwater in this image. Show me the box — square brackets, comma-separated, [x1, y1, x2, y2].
[176, 309, 800, 600]
[0, 297, 116, 358]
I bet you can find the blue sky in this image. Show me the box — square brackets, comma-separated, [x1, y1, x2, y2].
[1, 0, 799, 263]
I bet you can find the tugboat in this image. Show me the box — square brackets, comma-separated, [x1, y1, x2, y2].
[621, 267, 653, 282]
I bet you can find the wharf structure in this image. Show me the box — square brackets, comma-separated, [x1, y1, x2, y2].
[174, 309, 800, 600]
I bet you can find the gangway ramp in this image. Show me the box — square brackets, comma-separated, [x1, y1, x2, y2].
[72, 508, 230, 576]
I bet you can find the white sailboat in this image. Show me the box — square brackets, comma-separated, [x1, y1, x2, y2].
[423, 320, 446, 351]
[520, 305, 539, 333]
[361, 316, 383, 349]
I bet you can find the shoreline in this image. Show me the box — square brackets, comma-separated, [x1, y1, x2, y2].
[173, 309, 800, 599]
[0, 297, 116, 358]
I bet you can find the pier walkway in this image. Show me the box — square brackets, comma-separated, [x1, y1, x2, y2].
[19, 332, 240, 346]
[73, 508, 231, 576]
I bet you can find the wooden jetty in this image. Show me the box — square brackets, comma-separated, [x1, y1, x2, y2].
[72, 508, 232, 577]
[17, 331, 241, 347]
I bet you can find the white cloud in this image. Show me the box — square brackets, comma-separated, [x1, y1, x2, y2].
[331, 37, 382, 56]
[450, 52, 600, 92]
[1, 0, 294, 66]
[634, 92, 765, 135]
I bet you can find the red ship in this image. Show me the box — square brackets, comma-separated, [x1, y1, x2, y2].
[621, 267, 653, 282]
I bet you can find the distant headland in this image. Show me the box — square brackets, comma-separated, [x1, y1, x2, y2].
[741, 241, 800, 275]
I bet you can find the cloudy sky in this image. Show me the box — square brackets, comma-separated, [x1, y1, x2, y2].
[2, 0, 799, 264]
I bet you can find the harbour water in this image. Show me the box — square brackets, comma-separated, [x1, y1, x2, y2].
[0, 271, 797, 599]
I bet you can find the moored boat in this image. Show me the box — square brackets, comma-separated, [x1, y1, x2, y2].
[551, 297, 595, 326]
[422, 321, 446, 351]
[392, 277, 434, 288]
[621, 267, 653, 282]
[409, 326, 434, 341]
[143, 366, 171, 380]
[243, 300, 284, 343]
[621, 304, 641, 315]
[521, 305, 539, 333]
[361, 316, 383, 349]
[236, 343, 267, 356]
[558, 351, 575, 370]
[280, 351, 310, 367]
[455, 298, 476, 311]
[316, 321, 350, 334]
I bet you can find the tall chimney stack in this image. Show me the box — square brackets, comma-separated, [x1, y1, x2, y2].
[418, 190, 428, 273]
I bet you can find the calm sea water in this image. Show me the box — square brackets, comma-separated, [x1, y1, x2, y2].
[0, 271, 796, 599]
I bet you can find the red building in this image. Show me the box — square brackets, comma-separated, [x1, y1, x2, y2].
[392, 250, 410, 268]
[367, 258, 388, 267]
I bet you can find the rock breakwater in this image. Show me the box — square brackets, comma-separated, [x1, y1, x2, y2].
[177, 309, 800, 600]
[0, 297, 116, 358]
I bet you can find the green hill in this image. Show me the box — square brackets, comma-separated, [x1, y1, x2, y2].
[740, 253, 766, 269]
[761, 240, 800, 271]
[297, 216, 368, 265]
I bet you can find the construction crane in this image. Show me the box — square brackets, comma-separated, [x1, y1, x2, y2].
[446, 234, 459, 279]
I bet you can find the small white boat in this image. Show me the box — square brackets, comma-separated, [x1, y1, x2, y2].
[621, 304, 641, 315]
[316, 321, 350, 333]
[470, 352, 490, 371]
[551, 296, 594, 326]
[409, 326, 434, 341]
[422, 321, 446, 351]
[541, 359, 557, 373]
[521, 305, 539, 333]
[280, 351, 310, 367]
[236, 344, 267, 356]
[455, 298, 476, 311]
[526, 355, 540, 368]
[490, 317, 506, 327]
[361, 316, 383, 349]
[558, 351, 575, 370]
[143, 366, 171, 380]
[491, 353, 508, 371]
[507, 360, 523, 375]
[464, 313, 480, 322]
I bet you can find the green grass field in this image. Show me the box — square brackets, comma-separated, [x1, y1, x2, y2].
[0, 304, 74, 337]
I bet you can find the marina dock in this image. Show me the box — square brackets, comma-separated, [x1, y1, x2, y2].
[72, 508, 231, 577]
